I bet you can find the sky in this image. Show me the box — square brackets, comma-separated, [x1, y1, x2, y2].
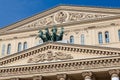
[0, 0, 120, 28]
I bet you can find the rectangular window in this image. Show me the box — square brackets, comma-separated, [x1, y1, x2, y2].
[2, 44, 5, 56]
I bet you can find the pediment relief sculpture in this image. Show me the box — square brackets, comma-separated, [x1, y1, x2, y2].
[27, 51, 73, 63]
[12, 10, 114, 31]
[54, 11, 68, 23]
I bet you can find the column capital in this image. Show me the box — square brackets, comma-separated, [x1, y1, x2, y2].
[82, 72, 93, 79]
[57, 73, 67, 80]
[33, 75, 42, 80]
[109, 69, 119, 77]
[82, 72, 92, 77]
[10, 78, 19, 80]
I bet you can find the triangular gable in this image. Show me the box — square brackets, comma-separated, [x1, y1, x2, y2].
[0, 5, 120, 34]
[0, 42, 120, 67]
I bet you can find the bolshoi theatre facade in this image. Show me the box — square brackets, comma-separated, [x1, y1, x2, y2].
[0, 5, 120, 80]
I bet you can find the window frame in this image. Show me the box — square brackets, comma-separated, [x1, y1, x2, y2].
[7, 44, 11, 54]
[23, 42, 27, 50]
[105, 31, 110, 43]
[98, 32, 103, 44]
[18, 42, 22, 52]
[70, 35, 74, 44]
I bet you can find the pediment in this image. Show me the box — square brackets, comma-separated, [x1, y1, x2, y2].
[0, 5, 120, 33]
[8, 10, 116, 32]
[0, 42, 120, 67]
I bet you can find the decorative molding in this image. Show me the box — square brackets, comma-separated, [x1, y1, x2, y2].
[28, 51, 73, 63]
[10, 11, 114, 31]
[82, 72, 92, 77]
[33, 75, 42, 80]
[0, 56, 120, 77]
[0, 42, 120, 66]
[57, 74, 67, 80]
[109, 69, 119, 77]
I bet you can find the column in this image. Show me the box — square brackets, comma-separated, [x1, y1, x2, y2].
[57, 74, 67, 80]
[109, 69, 119, 80]
[82, 72, 93, 80]
[33, 75, 42, 80]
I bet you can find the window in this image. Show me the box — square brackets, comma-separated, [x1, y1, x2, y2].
[18, 42, 22, 52]
[118, 30, 120, 41]
[2, 44, 5, 56]
[81, 34, 84, 45]
[7, 44, 11, 54]
[98, 32, 103, 44]
[105, 31, 109, 43]
[23, 42, 27, 50]
[70, 36, 74, 44]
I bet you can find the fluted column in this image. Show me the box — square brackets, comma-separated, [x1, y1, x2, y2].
[109, 69, 119, 80]
[57, 74, 67, 80]
[82, 72, 93, 80]
[33, 75, 42, 80]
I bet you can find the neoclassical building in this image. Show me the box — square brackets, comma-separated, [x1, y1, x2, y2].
[0, 5, 120, 80]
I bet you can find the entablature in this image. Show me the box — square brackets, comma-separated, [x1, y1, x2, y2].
[0, 55, 120, 79]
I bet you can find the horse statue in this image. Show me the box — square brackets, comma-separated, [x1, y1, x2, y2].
[36, 30, 46, 42]
[51, 26, 57, 41]
[45, 27, 51, 41]
[36, 26, 64, 42]
[58, 27, 64, 40]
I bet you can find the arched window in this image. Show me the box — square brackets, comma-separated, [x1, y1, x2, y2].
[2, 44, 5, 56]
[23, 42, 27, 50]
[70, 36, 74, 44]
[81, 34, 84, 45]
[118, 30, 120, 41]
[7, 44, 11, 54]
[18, 42, 22, 52]
[105, 31, 110, 43]
[98, 32, 103, 44]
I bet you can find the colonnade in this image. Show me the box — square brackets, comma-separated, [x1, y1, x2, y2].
[9, 69, 119, 80]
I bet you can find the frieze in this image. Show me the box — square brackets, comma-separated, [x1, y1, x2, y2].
[0, 56, 120, 77]
[27, 51, 73, 63]
[12, 11, 114, 31]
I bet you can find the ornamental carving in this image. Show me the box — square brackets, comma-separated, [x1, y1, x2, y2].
[11, 11, 112, 31]
[54, 11, 68, 23]
[57, 74, 67, 80]
[69, 12, 84, 21]
[33, 75, 42, 80]
[39, 15, 54, 26]
[82, 72, 92, 77]
[68, 12, 108, 22]
[109, 69, 119, 75]
[28, 51, 73, 63]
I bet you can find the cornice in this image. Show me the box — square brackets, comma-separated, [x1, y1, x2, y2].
[0, 5, 120, 35]
[0, 42, 120, 66]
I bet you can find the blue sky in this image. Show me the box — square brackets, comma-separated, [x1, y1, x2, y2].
[0, 0, 120, 28]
